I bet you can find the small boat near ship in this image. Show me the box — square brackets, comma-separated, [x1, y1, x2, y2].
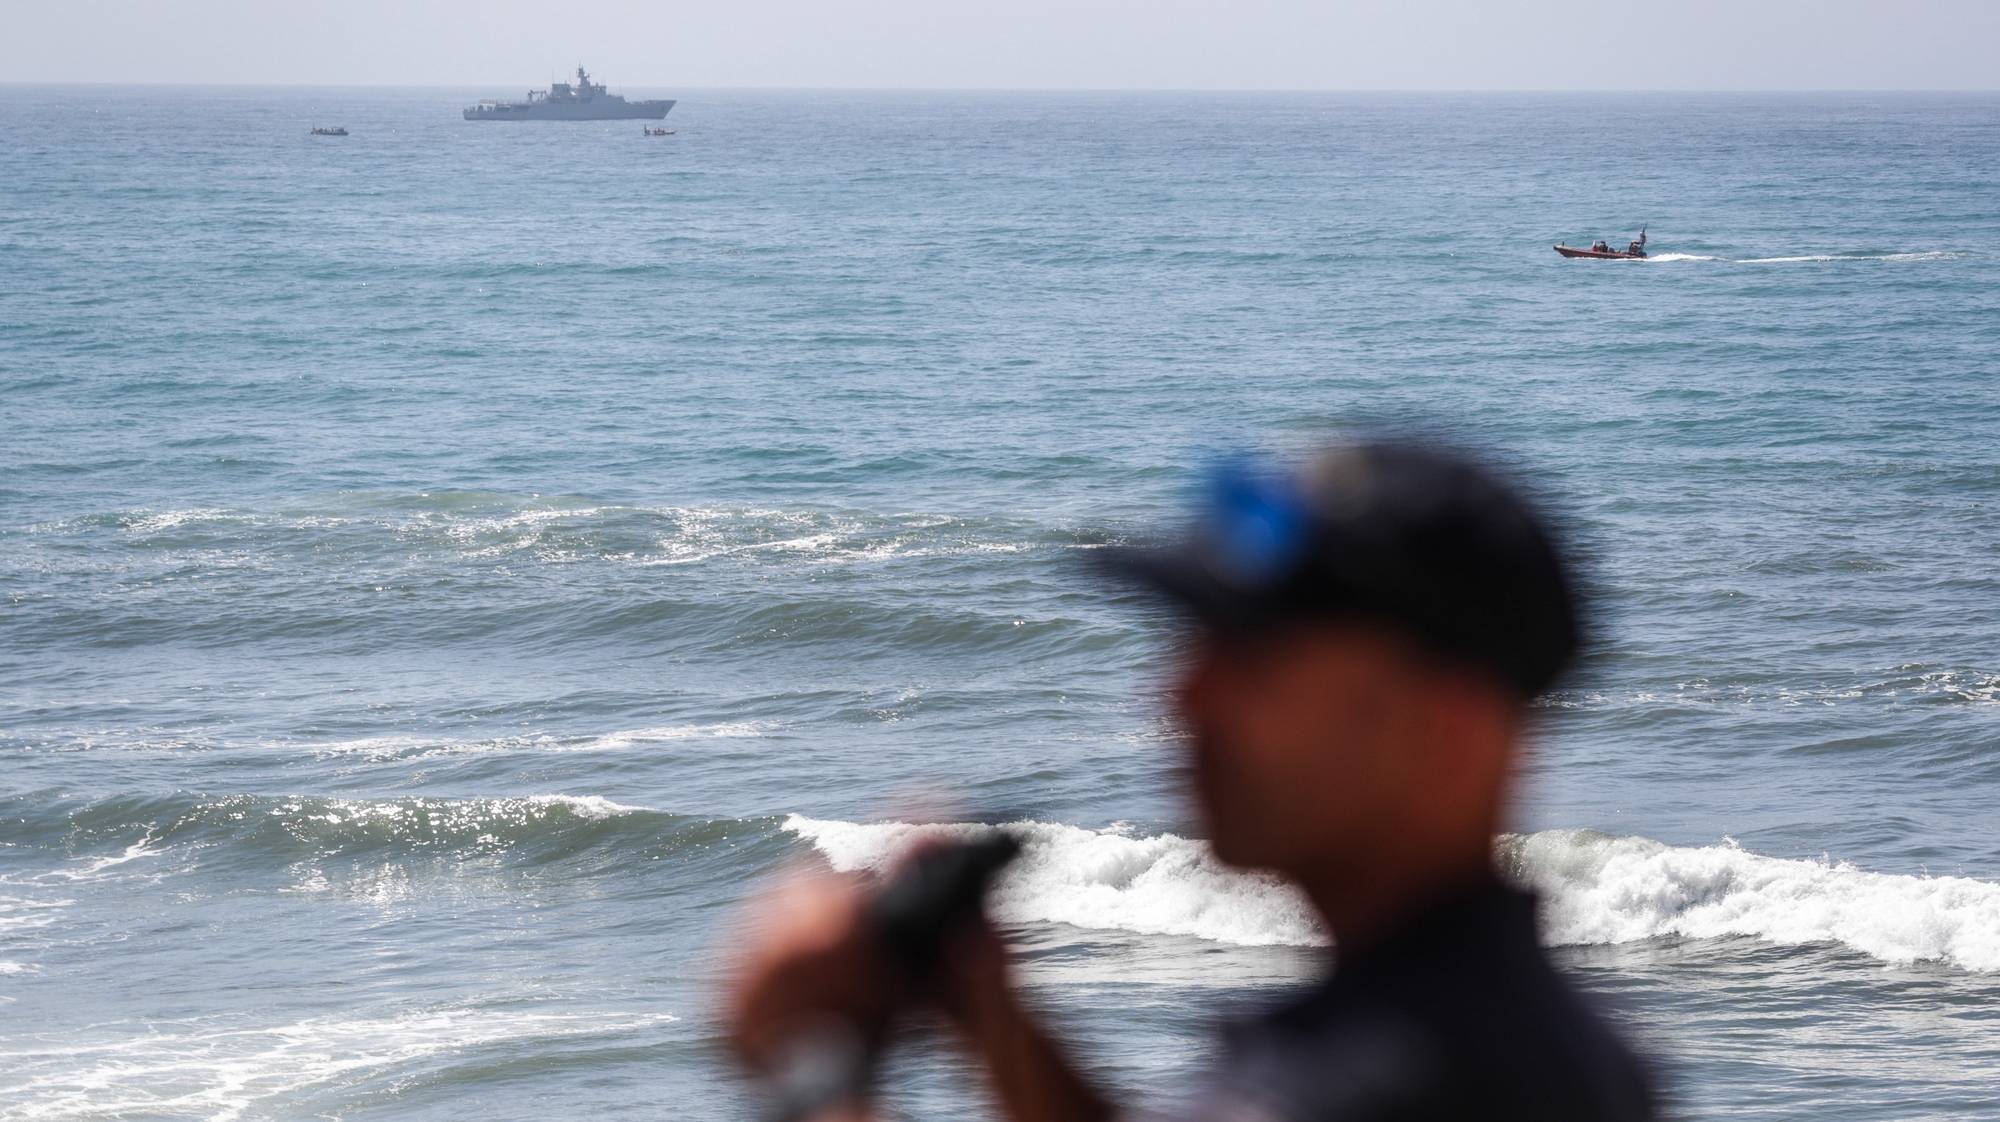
[1556, 228, 1646, 259]
[310, 127, 349, 137]
[643, 127, 675, 137]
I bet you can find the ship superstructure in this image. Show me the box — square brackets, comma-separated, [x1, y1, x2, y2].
[464, 66, 674, 121]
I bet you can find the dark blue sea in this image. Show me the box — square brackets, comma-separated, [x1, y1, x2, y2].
[4, 86, 1999, 1120]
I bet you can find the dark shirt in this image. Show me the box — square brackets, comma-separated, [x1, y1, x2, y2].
[1166, 880, 1655, 1122]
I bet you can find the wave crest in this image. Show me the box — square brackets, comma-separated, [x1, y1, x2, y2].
[0, 793, 761, 871]
[788, 815, 1323, 947]
[786, 817, 2000, 971]
[1508, 829, 2000, 971]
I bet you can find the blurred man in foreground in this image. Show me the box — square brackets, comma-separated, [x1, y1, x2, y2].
[727, 440, 1656, 1121]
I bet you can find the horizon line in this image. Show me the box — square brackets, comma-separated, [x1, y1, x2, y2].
[5, 81, 1999, 95]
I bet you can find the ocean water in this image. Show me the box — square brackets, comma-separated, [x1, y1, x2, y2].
[3, 86, 1999, 1120]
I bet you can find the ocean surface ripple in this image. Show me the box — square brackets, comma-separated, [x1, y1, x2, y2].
[4, 88, 1999, 1121]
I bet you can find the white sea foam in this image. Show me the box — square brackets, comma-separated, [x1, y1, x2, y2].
[784, 815, 1323, 946]
[586, 722, 772, 748]
[784, 817, 2000, 972]
[526, 794, 645, 819]
[1914, 669, 2000, 704]
[1517, 830, 2000, 971]
[0, 895, 75, 933]
[444, 506, 611, 536]
[53, 500, 1041, 574]
[1736, 250, 1962, 264]
[46, 836, 165, 881]
[1635, 250, 1960, 265]
[0, 1005, 678, 1122]
[306, 733, 447, 760]
[121, 508, 234, 534]
[621, 505, 1037, 567]
[427, 505, 618, 559]
[1538, 666, 2000, 712]
[309, 723, 773, 761]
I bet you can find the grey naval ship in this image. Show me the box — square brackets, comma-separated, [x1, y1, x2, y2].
[464, 66, 674, 121]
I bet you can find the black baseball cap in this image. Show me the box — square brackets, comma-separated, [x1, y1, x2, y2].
[1099, 439, 1582, 699]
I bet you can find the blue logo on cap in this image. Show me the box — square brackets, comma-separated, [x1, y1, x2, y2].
[1203, 457, 1312, 586]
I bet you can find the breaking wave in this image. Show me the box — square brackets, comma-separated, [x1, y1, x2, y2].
[1508, 829, 2000, 971]
[788, 815, 1321, 946]
[17, 799, 2000, 972]
[785, 816, 2000, 972]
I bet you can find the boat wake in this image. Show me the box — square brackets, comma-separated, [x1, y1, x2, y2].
[1640, 250, 1963, 265]
[1734, 250, 1963, 264]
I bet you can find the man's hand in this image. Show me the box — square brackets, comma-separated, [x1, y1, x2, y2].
[723, 849, 1113, 1122]
[724, 866, 900, 1076]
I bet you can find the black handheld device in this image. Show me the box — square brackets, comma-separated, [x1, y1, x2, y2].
[763, 831, 1021, 1122]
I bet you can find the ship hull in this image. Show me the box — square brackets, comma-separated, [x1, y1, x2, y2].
[463, 99, 675, 121]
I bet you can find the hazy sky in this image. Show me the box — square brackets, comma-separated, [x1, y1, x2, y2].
[6, 0, 1997, 90]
